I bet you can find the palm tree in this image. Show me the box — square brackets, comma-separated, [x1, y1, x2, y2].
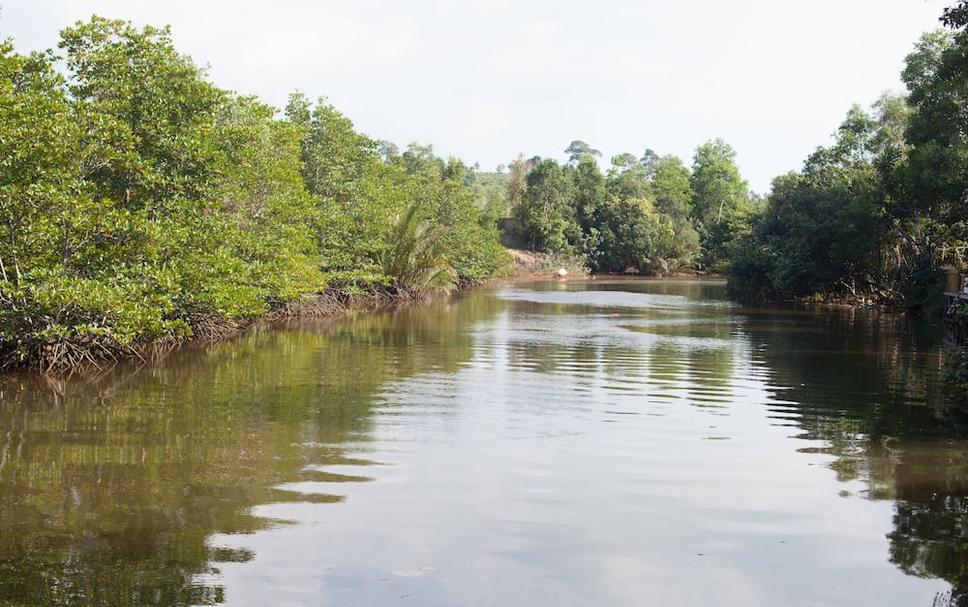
[381, 202, 456, 293]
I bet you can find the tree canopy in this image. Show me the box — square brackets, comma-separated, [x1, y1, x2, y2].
[727, 12, 968, 311]
[0, 17, 510, 369]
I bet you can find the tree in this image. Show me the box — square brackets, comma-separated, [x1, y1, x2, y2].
[507, 155, 528, 209]
[573, 155, 606, 234]
[0, 16, 512, 368]
[572, 156, 606, 258]
[690, 139, 751, 271]
[652, 155, 700, 266]
[285, 93, 377, 202]
[378, 140, 400, 162]
[401, 142, 445, 177]
[640, 148, 660, 175]
[595, 198, 664, 273]
[515, 159, 576, 253]
[1, 17, 325, 367]
[943, 0, 968, 28]
[902, 29, 968, 232]
[605, 158, 651, 201]
[60, 17, 225, 212]
[690, 139, 748, 226]
[894, 23, 968, 306]
[652, 155, 693, 220]
[212, 95, 322, 303]
[610, 153, 639, 171]
[727, 97, 908, 304]
[564, 140, 601, 164]
[0, 42, 81, 288]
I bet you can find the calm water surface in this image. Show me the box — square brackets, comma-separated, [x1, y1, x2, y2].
[1, 279, 966, 606]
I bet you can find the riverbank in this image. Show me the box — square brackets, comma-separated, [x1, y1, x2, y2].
[2, 253, 746, 373]
[2, 254, 590, 373]
[1, 287, 435, 373]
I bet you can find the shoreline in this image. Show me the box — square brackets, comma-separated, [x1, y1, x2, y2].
[2, 268, 721, 374]
[3, 271, 880, 375]
[0, 271, 572, 374]
[0, 287, 431, 374]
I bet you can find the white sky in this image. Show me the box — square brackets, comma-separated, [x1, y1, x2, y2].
[1, 0, 949, 192]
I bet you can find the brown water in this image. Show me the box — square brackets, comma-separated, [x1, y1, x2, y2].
[1, 279, 966, 606]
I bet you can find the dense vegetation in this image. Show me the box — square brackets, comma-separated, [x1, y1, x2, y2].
[504, 1, 968, 312]
[5, 2, 968, 370]
[506, 139, 754, 275]
[727, 4, 968, 311]
[0, 17, 509, 368]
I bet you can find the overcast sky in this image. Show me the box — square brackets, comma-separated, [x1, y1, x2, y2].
[1, 0, 949, 192]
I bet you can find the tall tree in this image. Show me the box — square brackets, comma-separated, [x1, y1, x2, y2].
[564, 140, 602, 164]
[60, 17, 225, 212]
[690, 139, 750, 271]
[640, 148, 660, 176]
[652, 155, 700, 266]
[610, 153, 639, 172]
[902, 28, 968, 233]
[651, 155, 693, 220]
[515, 159, 576, 253]
[507, 155, 528, 209]
[285, 93, 378, 202]
[572, 155, 606, 258]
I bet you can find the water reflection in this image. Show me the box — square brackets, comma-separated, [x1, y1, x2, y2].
[739, 304, 968, 606]
[0, 279, 965, 605]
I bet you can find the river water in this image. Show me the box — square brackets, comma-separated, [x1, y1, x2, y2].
[1, 279, 966, 606]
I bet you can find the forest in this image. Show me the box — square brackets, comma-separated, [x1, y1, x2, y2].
[0, 17, 509, 369]
[727, 5, 968, 312]
[511, 2, 968, 316]
[3, 1, 968, 370]
[503, 138, 752, 276]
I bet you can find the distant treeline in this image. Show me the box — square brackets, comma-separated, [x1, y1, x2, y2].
[505, 2, 968, 315]
[0, 17, 509, 368]
[501, 139, 755, 276]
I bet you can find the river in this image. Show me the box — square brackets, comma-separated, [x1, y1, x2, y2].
[1, 278, 965, 606]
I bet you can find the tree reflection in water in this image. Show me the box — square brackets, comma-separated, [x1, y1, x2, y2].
[0, 293, 503, 606]
[1, 282, 968, 605]
[742, 305, 968, 606]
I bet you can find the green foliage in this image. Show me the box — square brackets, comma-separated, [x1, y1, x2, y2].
[381, 202, 455, 292]
[652, 155, 701, 265]
[466, 170, 511, 220]
[282, 103, 511, 292]
[515, 159, 578, 254]
[726, 11, 968, 311]
[429, 165, 512, 284]
[572, 155, 607, 240]
[598, 159, 679, 274]
[511, 147, 707, 275]
[727, 99, 901, 302]
[0, 17, 509, 368]
[507, 155, 529, 210]
[60, 17, 225, 212]
[594, 198, 668, 273]
[285, 92, 378, 202]
[690, 139, 751, 272]
[496, 141, 726, 276]
[211, 96, 323, 305]
[564, 140, 601, 164]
